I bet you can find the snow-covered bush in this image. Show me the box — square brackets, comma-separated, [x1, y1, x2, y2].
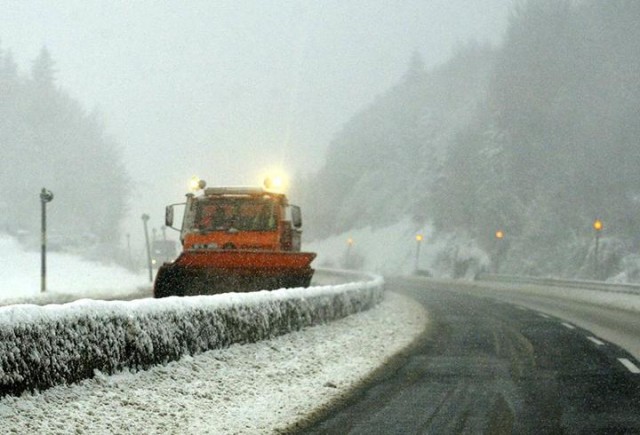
[0, 276, 383, 397]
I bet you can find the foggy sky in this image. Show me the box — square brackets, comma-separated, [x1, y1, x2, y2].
[1, 0, 511, 240]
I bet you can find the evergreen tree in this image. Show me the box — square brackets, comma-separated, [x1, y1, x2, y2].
[31, 47, 56, 88]
[299, 0, 640, 280]
[0, 46, 130, 247]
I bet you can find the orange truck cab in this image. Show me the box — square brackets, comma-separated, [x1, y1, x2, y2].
[153, 184, 315, 297]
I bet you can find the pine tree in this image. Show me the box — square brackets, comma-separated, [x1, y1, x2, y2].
[31, 46, 56, 88]
[0, 46, 130, 248]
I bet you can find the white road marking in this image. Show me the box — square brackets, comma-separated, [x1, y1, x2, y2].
[587, 336, 605, 346]
[561, 322, 575, 330]
[538, 313, 550, 319]
[618, 358, 640, 374]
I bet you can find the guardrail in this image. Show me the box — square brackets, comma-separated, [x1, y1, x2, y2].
[476, 273, 640, 296]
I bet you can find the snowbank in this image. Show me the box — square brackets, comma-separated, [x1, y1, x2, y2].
[0, 273, 384, 397]
[0, 234, 149, 305]
[306, 217, 488, 278]
[306, 218, 431, 275]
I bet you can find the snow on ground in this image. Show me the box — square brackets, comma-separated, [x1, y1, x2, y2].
[306, 217, 431, 276]
[0, 291, 428, 434]
[305, 217, 487, 277]
[0, 234, 149, 304]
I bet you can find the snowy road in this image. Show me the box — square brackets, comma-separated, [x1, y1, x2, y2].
[447, 279, 640, 360]
[0, 291, 428, 434]
[302, 277, 640, 433]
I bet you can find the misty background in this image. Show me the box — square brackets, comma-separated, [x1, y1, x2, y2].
[2, 0, 639, 282]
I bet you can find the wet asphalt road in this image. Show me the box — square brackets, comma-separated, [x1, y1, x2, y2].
[298, 277, 640, 434]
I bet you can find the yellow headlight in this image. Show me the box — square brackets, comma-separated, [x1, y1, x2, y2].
[189, 176, 206, 192]
[263, 172, 288, 192]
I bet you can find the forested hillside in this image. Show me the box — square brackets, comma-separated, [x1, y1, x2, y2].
[299, 0, 640, 280]
[0, 46, 129, 245]
[295, 43, 495, 238]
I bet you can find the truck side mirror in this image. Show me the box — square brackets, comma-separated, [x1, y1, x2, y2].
[165, 205, 174, 227]
[291, 205, 302, 229]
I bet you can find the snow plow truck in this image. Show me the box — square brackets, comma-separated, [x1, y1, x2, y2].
[153, 179, 316, 297]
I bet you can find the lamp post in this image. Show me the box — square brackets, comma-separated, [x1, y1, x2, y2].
[142, 214, 153, 282]
[346, 237, 353, 268]
[126, 233, 133, 269]
[415, 234, 423, 273]
[40, 188, 54, 292]
[593, 219, 603, 280]
[494, 229, 505, 273]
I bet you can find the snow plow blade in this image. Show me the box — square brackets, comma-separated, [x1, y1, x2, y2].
[153, 250, 316, 297]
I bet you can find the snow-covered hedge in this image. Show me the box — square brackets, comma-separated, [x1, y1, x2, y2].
[0, 273, 384, 397]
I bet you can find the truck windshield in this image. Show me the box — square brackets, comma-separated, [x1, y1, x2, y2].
[194, 197, 277, 231]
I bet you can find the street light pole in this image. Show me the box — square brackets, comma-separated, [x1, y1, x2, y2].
[593, 219, 603, 280]
[494, 230, 505, 274]
[415, 234, 423, 273]
[40, 188, 54, 292]
[142, 214, 153, 282]
[126, 233, 133, 269]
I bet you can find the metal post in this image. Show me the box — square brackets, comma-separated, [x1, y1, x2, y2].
[494, 230, 504, 274]
[39, 188, 54, 292]
[414, 235, 423, 273]
[594, 232, 600, 280]
[593, 219, 603, 281]
[41, 194, 46, 292]
[126, 233, 133, 269]
[142, 214, 153, 282]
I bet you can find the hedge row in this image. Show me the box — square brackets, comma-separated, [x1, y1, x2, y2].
[0, 275, 384, 397]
